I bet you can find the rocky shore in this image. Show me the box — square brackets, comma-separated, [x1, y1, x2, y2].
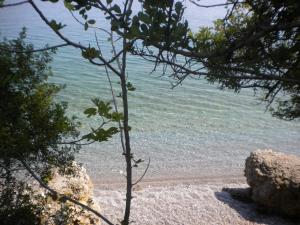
[30, 163, 101, 225]
[94, 150, 299, 225]
[95, 182, 296, 225]
[27, 150, 299, 225]
[245, 150, 300, 218]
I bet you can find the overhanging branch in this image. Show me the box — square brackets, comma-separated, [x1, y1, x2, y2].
[28, 0, 121, 77]
[189, 0, 245, 8]
[0, 0, 28, 8]
[0, 43, 69, 53]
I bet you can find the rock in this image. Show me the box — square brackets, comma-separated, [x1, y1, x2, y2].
[245, 150, 300, 218]
[31, 162, 101, 224]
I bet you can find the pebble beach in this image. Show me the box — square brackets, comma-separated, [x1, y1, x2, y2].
[93, 179, 296, 225]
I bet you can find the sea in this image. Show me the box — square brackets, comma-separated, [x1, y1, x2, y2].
[1, 0, 299, 184]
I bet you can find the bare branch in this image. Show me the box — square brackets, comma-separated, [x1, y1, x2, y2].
[189, 0, 245, 8]
[132, 49, 300, 84]
[28, 0, 121, 77]
[0, 43, 69, 53]
[69, 10, 110, 35]
[0, 0, 28, 8]
[132, 158, 150, 186]
[109, 32, 123, 71]
[265, 84, 283, 111]
[94, 31, 126, 154]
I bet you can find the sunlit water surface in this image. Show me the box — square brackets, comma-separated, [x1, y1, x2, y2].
[1, 1, 299, 183]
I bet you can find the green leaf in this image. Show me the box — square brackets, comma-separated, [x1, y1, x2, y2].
[84, 108, 97, 117]
[126, 82, 136, 91]
[93, 127, 119, 142]
[111, 4, 121, 13]
[49, 20, 66, 31]
[79, 9, 86, 15]
[82, 133, 94, 141]
[135, 159, 144, 164]
[88, 19, 96, 25]
[138, 12, 150, 23]
[91, 99, 113, 119]
[106, 0, 113, 4]
[97, 102, 112, 117]
[110, 112, 124, 122]
[111, 19, 119, 31]
[175, 1, 183, 14]
[140, 24, 148, 33]
[84, 22, 88, 31]
[81, 48, 99, 59]
[126, 9, 132, 16]
[64, 1, 74, 10]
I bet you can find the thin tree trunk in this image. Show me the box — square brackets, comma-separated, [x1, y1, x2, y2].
[120, 38, 132, 225]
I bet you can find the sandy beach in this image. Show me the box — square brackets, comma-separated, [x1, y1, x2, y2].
[93, 178, 297, 225]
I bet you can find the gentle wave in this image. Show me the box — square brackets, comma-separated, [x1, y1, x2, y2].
[0, 1, 299, 182]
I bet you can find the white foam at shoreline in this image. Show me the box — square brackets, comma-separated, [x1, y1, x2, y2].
[94, 183, 295, 225]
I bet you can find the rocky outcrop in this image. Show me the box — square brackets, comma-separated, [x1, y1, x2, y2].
[245, 150, 300, 217]
[32, 162, 101, 225]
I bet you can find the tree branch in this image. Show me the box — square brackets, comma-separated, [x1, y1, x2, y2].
[28, 0, 121, 77]
[189, 0, 245, 8]
[132, 49, 300, 84]
[0, 43, 69, 53]
[0, 0, 28, 8]
[132, 158, 150, 186]
[94, 31, 126, 154]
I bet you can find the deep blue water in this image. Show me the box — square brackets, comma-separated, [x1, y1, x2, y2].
[1, 0, 299, 182]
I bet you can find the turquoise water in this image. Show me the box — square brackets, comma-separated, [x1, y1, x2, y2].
[1, 1, 299, 182]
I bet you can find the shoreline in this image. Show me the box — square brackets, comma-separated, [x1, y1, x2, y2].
[93, 172, 246, 190]
[93, 180, 295, 225]
[89, 166, 297, 224]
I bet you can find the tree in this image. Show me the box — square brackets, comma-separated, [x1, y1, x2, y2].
[0, 29, 81, 224]
[131, 0, 300, 120]
[0, 3, 199, 223]
[0, 27, 122, 224]
[0, 1, 152, 224]
[190, 0, 300, 120]
[0, 0, 298, 224]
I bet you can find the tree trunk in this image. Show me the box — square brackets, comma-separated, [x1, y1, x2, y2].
[120, 39, 132, 225]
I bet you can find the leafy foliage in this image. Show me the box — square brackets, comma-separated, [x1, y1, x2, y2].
[128, 0, 190, 49]
[49, 20, 66, 31]
[0, 178, 40, 225]
[0, 29, 79, 167]
[126, 82, 136, 91]
[191, 0, 300, 120]
[81, 47, 100, 59]
[82, 99, 122, 142]
[2, 1, 298, 224]
[130, 0, 300, 120]
[0, 29, 80, 223]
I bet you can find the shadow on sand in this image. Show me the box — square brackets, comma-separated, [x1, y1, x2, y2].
[214, 188, 297, 225]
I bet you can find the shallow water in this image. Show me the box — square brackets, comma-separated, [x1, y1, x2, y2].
[1, 1, 299, 183]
